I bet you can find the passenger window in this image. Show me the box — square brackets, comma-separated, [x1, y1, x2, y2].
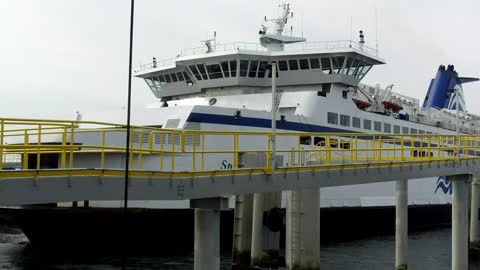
[257, 61, 268, 77]
[410, 128, 417, 134]
[249, 61, 259, 78]
[321, 58, 332, 74]
[340, 115, 350, 127]
[310, 58, 320, 69]
[300, 136, 311, 145]
[394, 125, 400, 134]
[327, 112, 338, 125]
[221, 61, 230, 78]
[364, 119, 372, 130]
[239, 60, 249, 77]
[402, 127, 409, 134]
[352, 117, 361, 128]
[384, 123, 391, 133]
[288, 59, 299, 70]
[314, 137, 326, 146]
[278, 60, 288, 71]
[230, 60, 237, 77]
[299, 59, 309, 70]
[374, 121, 381, 132]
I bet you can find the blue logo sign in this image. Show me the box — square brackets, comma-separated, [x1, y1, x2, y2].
[435, 176, 452, 195]
[221, 160, 233, 170]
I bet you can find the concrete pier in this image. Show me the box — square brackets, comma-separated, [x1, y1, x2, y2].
[232, 194, 254, 269]
[285, 188, 320, 270]
[251, 192, 282, 268]
[470, 174, 480, 249]
[395, 179, 408, 270]
[450, 174, 470, 270]
[194, 209, 220, 270]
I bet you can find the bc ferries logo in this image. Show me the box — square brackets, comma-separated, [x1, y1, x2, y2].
[435, 176, 452, 195]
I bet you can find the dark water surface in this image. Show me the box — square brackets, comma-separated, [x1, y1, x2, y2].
[0, 225, 479, 269]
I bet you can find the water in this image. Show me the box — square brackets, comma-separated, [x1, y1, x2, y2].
[0, 225, 479, 269]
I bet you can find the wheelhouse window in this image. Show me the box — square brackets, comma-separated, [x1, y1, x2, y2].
[206, 64, 223, 79]
[248, 61, 259, 78]
[196, 64, 208, 80]
[364, 119, 371, 130]
[352, 117, 361, 128]
[359, 65, 372, 79]
[151, 76, 161, 90]
[374, 121, 381, 132]
[321, 58, 332, 74]
[299, 59, 309, 70]
[332, 56, 345, 74]
[221, 61, 230, 78]
[340, 115, 350, 127]
[268, 61, 279, 78]
[327, 112, 338, 125]
[183, 72, 194, 86]
[343, 57, 353, 75]
[176, 72, 184, 81]
[164, 74, 172, 83]
[145, 78, 155, 90]
[230, 60, 237, 77]
[170, 73, 178, 82]
[158, 75, 166, 85]
[239, 60, 249, 77]
[278, 60, 288, 71]
[310, 58, 320, 69]
[189, 65, 202, 80]
[258, 61, 268, 77]
[288, 59, 299, 70]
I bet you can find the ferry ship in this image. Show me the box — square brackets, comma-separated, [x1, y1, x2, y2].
[0, 3, 479, 252]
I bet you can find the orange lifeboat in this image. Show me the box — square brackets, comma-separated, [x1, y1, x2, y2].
[382, 101, 403, 112]
[352, 98, 371, 110]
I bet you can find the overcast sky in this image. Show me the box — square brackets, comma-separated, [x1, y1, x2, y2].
[1, 0, 479, 121]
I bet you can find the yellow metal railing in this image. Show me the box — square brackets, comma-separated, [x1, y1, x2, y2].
[0, 117, 478, 173]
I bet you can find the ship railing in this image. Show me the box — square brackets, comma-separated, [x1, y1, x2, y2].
[137, 57, 176, 72]
[1, 117, 480, 175]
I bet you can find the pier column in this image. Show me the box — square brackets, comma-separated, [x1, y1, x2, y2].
[232, 194, 254, 269]
[395, 179, 408, 270]
[450, 174, 470, 270]
[470, 174, 480, 249]
[285, 188, 320, 270]
[251, 192, 282, 268]
[191, 197, 228, 270]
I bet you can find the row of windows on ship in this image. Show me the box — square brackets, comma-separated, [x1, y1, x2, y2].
[144, 56, 373, 91]
[327, 112, 436, 135]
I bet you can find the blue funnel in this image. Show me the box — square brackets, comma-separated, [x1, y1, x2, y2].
[422, 65, 478, 112]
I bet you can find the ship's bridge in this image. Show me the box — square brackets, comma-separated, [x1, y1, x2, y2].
[135, 40, 385, 100]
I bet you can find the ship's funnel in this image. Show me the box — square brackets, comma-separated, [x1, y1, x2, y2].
[422, 65, 479, 112]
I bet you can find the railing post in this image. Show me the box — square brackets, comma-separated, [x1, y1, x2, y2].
[138, 130, 143, 169]
[69, 122, 74, 168]
[171, 131, 175, 171]
[160, 133, 164, 171]
[129, 130, 134, 169]
[101, 130, 106, 169]
[61, 127, 67, 169]
[192, 132, 197, 172]
[400, 135, 405, 161]
[201, 134, 205, 170]
[23, 130, 29, 169]
[36, 124, 41, 170]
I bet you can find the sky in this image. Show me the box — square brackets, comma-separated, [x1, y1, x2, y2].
[1, 0, 480, 121]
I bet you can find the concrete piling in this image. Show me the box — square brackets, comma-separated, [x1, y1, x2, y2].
[232, 194, 254, 269]
[450, 175, 469, 270]
[395, 179, 408, 270]
[470, 174, 480, 249]
[194, 209, 220, 270]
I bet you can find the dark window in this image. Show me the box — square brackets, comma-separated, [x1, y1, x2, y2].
[374, 121, 381, 132]
[230, 60, 237, 77]
[410, 128, 417, 134]
[321, 58, 332, 74]
[384, 123, 391, 133]
[402, 127, 409, 134]
[330, 139, 338, 148]
[257, 61, 268, 77]
[394, 125, 400, 134]
[419, 130, 425, 135]
[221, 61, 230, 78]
[170, 73, 178, 82]
[299, 59, 309, 70]
[332, 56, 345, 74]
[248, 61, 259, 78]
[317, 91, 326, 97]
[176, 72, 184, 81]
[183, 72, 194, 86]
[314, 137, 326, 146]
[300, 136, 311, 145]
[288, 59, 299, 70]
[342, 91, 348, 99]
[164, 74, 172, 83]
[364, 119, 372, 130]
[206, 64, 223, 79]
[340, 115, 350, 127]
[196, 64, 208, 80]
[310, 58, 320, 69]
[341, 141, 351, 149]
[278, 60, 288, 71]
[343, 58, 353, 75]
[322, 83, 331, 93]
[268, 61, 279, 78]
[189, 65, 202, 80]
[328, 112, 338, 125]
[239, 60, 249, 77]
[158, 75, 166, 84]
[352, 117, 361, 128]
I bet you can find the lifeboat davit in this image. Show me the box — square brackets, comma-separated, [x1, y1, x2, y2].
[382, 101, 403, 112]
[352, 98, 371, 110]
